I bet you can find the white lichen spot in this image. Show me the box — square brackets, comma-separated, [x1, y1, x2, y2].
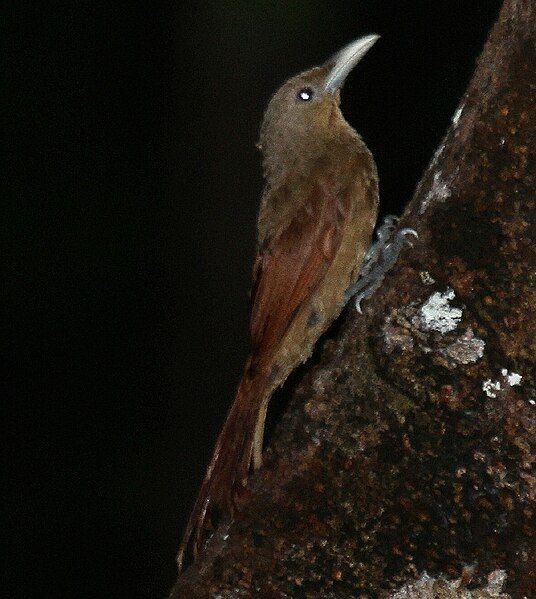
[440, 327, 485, 365]
[483, 379, 501, 398]
[501, 368, 522, 386]
[390, 572, 434, 599]
[419, 271, 436, 286]
[508, 373, 522, 385]
[420, 172, 451, 214]
[431, 173, 451, 201]
[431, 143, 445, 164]
[412, 288, 463, 334]
[482, 369, 522, 399]
[389, 569, 509, 599]
[529, 398, 535, 406]
[452, 104, 464, 125]
[487, 570, 507, 592]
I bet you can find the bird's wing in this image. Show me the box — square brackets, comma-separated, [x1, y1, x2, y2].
[249, 171, 352, 364]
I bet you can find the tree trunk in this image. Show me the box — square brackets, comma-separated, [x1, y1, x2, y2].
[170, 1, 535, 596]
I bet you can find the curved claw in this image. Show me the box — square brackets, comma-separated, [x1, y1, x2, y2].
[398, 227, 419, 238]
[397, 228, 419, 248]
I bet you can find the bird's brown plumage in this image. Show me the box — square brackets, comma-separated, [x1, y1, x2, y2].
[178, 37, 379, 571]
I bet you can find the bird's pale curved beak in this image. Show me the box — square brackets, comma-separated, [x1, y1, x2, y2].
[324, 34, 380, 93]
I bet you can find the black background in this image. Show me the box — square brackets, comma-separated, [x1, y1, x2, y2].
[5, 2, 503, 597]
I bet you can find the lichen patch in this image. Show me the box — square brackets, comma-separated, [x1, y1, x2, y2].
[420, 172, 451, 214]
[439, 327, 485, 365]
[483, 379, 502, 398]
[412, 288, 463, 334]
[389, 569, 509, 599]
[452, 104, 464, 125]
[501, 368, 522, 386]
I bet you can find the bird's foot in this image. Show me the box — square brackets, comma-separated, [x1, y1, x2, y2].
[344, 215, 418, 313]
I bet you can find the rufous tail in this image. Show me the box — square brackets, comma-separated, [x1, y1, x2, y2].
[177, 368, 267, 571]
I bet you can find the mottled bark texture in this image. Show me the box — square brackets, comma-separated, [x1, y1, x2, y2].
[171, 1, 535, 597]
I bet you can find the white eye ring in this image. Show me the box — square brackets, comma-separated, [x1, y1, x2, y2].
[297, 87, 314, 101]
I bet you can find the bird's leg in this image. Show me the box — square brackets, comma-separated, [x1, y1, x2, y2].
[344, 215, 418, 312]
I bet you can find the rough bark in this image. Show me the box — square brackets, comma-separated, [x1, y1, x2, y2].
[170, 1, 535, 596]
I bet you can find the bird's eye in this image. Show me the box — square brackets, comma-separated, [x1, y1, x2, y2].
[297, 87, 314, 102]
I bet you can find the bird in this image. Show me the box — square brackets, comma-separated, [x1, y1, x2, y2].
[178, 34, 381, 571]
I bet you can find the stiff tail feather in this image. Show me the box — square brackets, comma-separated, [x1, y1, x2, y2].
[177, 371, 265, 571]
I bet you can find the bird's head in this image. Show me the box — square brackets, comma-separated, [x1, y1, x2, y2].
[259, 34, 379, 181]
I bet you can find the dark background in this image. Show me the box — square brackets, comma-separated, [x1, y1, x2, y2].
[5, 2, 503, 597]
